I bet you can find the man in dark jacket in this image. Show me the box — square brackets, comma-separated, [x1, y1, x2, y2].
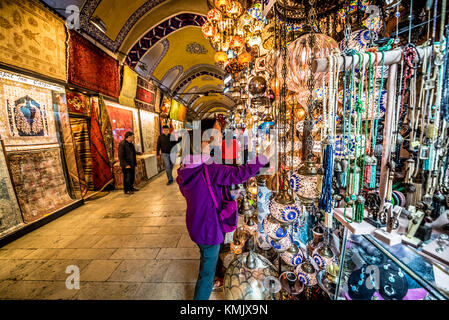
[157, 125, 179, 185]
[118, 131, 138, 194]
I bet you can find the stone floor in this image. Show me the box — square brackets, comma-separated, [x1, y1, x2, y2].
[0, 172, 224, 300]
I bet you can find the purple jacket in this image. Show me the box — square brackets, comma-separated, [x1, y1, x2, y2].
[176, 154, 267, 245]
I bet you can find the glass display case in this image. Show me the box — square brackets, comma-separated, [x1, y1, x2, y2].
[332, 230, 449, 300]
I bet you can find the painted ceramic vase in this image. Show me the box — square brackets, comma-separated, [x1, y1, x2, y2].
[270, 233, 293, 252]
[262, 215, 288, 240]
[230, 241, 244, 255]
[312, 244, 336, 269]
[280, 244, 304, 267]
[295, 260, 318, 287]
[269, 200, 300, 224]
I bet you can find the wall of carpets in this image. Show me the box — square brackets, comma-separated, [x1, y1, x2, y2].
[0, 73, 78, 226]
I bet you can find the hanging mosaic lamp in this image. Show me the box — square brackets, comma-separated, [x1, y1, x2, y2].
[229, 35, 245, 50]
[202, 21, 218, 39]
[214, 0, 229, 11]
[247, 3, 262, 20]
[291, 161, 321, 204]
[280, 243, 304, 267]
[224, 251, 279, 300]
[269, 172, 301, 225]
[207, 8, 223, 24]
[238, 13, 253, 31]
[270, 233, 293, 253]
[215, 51, 228, 63]
[238, 51, 252, 64]
[226, 0, 243, 18]
[312, 243, 336, 269]
[277, 32, 338, 93]
[295, 259, 318, 287]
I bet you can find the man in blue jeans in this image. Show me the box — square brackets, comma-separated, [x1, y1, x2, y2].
[157, 125, 179, 185]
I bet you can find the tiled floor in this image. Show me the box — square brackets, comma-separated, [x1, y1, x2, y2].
[0, 172, 225, 300]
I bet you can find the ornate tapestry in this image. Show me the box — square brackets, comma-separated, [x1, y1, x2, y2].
[68, 30, 120, 99]
[52, 92, 82, 199]
[140, 110, 157, 154]
[0, 78, 57, 147]
[69, 118, 92, 194]
[142, 154, 158, 180]
[105, 104, 133, 161]
[154, 87, 161, 113]
[0, 0, 67, 81]
[0, 141, 23, 238]
[135, 76, 156, 113]
[90, 104, 113, 191]
[66, 90, 91, 116]
[119, 65, 137, 108]
[96, 96, 114, 166]
[7, 147, 73, 223]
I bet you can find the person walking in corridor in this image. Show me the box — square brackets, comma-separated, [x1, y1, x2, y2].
[118, 131, 139, 195]
[157, 125, 180, 185]
[176, 118, 275, 300]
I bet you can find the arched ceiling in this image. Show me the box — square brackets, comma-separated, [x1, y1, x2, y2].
[42, 0, 233, 119]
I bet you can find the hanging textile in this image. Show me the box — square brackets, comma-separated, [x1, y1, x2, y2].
[177, 104, 187, 122]
[135, 76, 156, 113]
[140, 110, 157, 154]
[90, 104, 113, 191]
[170, 99, 180, 120]
[0, 0, 67, 81]
[0, 141, 23, 238]
[105, 104, 134, 161]
[0, 78, 58, 147]
[52, 92, 82, 199]
[69, 118, 92, 194]
[119, 65, 138, 108]
[68, 30, 120, 99]
[96, 96, 114, 166]
[66, 90, 91, 116]
[7, 148, 73, 223]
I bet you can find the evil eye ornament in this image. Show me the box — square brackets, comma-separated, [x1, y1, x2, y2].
[270, 234, 293, 252]
[289, 173, 300, 193]
[262, 216, 288, 240]
[280, 248, 304, 267]
[313, 254, 325, 268]
[269, 201, 300, 223]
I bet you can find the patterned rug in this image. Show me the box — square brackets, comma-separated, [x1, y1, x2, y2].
[90, 105, 113, 191]
[70, 118, 92, 194]
[68, 30, 120, 99]
[0, 141, 23, 237]
[7, 148, 73, 223]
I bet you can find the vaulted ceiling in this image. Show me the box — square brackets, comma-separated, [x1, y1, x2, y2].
[42, 0, 231, 119]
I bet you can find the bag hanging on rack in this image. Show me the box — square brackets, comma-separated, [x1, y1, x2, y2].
[203, 165, 238, 233]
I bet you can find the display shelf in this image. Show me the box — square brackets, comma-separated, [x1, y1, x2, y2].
[334, 230, 449, 300]
[334, 208, 376, 235]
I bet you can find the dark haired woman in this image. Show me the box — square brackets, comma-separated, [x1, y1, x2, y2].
[176, 118, 274, 300]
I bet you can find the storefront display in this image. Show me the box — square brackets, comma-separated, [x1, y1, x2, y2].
[140, 110, 159, 154]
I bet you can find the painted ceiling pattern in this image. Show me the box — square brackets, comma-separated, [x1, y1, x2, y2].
[126, 13, 207, 69]
[79, 0, 167, 52]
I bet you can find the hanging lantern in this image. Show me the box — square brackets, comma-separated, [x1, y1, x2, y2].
[277, 32, 339, 93]
[226, 0, 243, 18]
[295, 259, 318, 287]
[280, 243, 304, 267]
[214, 51, 228, 63]
[290, 161, 321, 204]
[238, 51, 252, 64]
[248, 3, 262, 20]
[207, 8, 223, 24]
[214, 0, 229, 11]
[270, 233, 293, 252]
[248, 35, 262, 48]
[202, 21, 217, 39]
[229, 35, 245, 50]
[262, 215, 288, 240]
[248, 75, 267, 95]
[252, 20, 264, 35]
[224, 251, 279, 300]
[312, 243, 336, 269]
[238, 13, 253, 32]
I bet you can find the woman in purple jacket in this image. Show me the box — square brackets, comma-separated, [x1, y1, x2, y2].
[176, 118, 274, 300]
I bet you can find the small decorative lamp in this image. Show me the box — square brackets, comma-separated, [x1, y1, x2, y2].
[226, 0, 243, 18]
[202, 22, 217, 39]
[207, 8, 223, 24]
[238, 51, 252, 65]
[214, 51, 228, 64]
[214, 0, 229, 11]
